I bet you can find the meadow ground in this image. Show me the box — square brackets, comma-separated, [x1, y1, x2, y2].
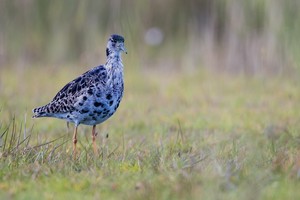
[1, 65, 300, 199]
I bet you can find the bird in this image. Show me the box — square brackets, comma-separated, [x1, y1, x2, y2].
[32, 34, 127, 158]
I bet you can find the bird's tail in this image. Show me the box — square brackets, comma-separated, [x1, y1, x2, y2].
[32, 104, 51, 118]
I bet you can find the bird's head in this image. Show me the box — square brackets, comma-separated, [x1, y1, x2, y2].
[106, 34, 127, 56]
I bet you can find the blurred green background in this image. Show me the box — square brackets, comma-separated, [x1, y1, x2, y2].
[1, 0, 300, 74]
[2, 1, 300, 199]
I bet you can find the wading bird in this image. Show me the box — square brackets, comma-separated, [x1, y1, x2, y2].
[33, 34, 126, 158]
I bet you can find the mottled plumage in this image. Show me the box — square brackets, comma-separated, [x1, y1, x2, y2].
[32, 34, 126, 157]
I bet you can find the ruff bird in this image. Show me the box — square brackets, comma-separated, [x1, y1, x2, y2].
[32, 34, 126, 158]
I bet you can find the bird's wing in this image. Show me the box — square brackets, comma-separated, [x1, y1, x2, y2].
[52, 65, 107, 101]
[48, 65, 107, 112]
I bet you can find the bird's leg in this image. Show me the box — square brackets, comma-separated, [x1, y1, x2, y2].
[67, 122, 70, 135]
[72, 125, 78, 159]
[92, 125, 98, 154]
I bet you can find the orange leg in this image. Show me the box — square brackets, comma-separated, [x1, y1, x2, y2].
[72, 125, 78, 159]
[92, 125, 98, 154]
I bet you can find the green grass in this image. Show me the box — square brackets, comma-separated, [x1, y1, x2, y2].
[1, 66, 300, 199]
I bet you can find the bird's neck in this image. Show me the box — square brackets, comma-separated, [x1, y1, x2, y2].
[105, 52, 124, 86]
[107, 51, 122, 63]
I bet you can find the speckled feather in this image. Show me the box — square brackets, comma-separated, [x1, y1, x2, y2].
[33, 34, 125, 126]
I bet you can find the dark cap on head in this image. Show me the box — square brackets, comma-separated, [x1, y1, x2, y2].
[110, 34, 125, 42]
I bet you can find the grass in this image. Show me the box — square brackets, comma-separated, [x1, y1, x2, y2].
[1, 65, 300, 199]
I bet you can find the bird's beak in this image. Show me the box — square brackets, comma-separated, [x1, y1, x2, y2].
[120, 44, 127, 54]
